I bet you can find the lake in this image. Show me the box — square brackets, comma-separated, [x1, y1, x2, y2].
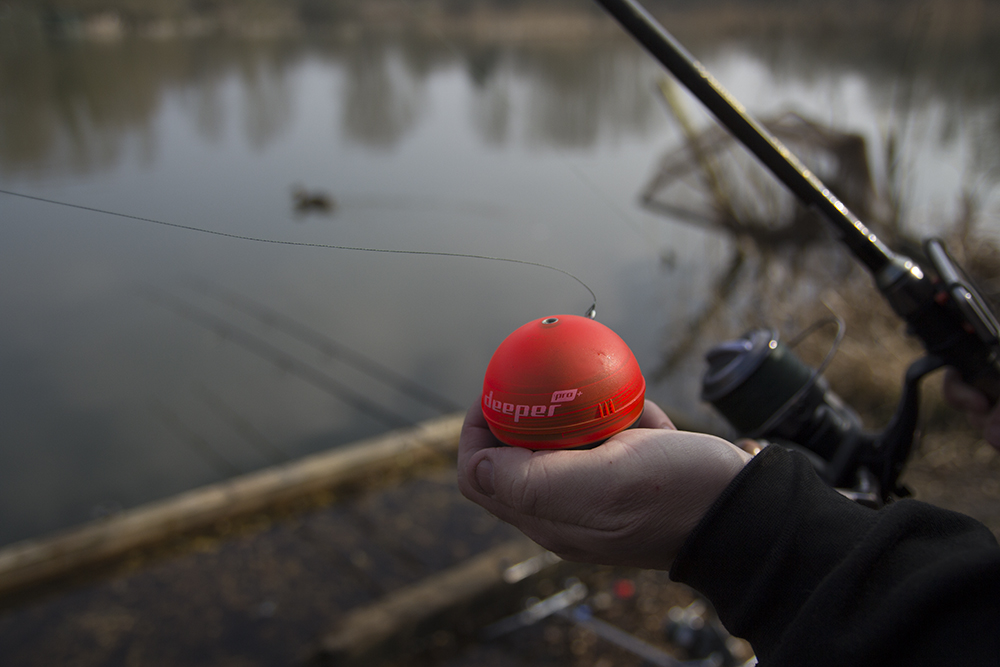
[1, 5, 998, 546]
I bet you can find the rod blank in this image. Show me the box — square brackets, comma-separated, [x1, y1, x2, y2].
[593, 0, 897, 273]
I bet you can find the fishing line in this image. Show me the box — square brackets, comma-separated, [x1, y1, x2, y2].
[0, 188, 597, 318]
[188, 281, 465, 414]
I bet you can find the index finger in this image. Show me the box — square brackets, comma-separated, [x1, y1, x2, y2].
[635, 399, 676, 430]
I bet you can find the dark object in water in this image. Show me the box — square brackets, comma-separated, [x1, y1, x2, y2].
[292, 186, 336, 215]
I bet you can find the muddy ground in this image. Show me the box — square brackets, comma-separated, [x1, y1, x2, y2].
[0, 408, 994, 667]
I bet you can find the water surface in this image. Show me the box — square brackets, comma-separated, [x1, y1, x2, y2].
[1, 19, 998, 546]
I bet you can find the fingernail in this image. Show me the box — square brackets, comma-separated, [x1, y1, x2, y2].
[475, 458, 495, 496]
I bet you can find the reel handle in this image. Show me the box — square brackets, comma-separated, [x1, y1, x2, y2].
[877, 239, 1000, 405]
[925, 239, 1000, 404]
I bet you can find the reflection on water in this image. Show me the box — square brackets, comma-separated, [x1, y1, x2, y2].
[6, 22, 999, 177]
[731, 18, 1000, 220]
[342, 38, 426, 148]
[1, 18, 999, 546]
[0, 33, 671, 175]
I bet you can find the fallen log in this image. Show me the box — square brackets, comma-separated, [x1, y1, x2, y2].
[0, 413, 464, 601]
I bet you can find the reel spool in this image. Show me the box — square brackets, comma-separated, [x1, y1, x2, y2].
[701, 328, 863, 468]
[481, 315, 646, 449]
[701, 329, 816, 436]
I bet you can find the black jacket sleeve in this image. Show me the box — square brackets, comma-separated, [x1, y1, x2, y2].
[670, 444, 1000, 666]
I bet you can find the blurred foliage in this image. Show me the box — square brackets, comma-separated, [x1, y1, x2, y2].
[2, 0, 997, 32]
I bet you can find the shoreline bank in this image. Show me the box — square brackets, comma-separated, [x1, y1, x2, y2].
[4, 0, 999, 44]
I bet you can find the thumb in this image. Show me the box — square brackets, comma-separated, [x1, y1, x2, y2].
[459, 442, 539, 513]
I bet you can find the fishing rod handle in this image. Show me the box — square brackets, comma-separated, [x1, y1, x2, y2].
[879, 249, 1000, 404]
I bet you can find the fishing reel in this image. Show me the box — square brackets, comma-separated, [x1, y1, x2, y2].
[702, 238, 1000, 505]
[588, 0, 1000, 458]
[702, 325, 902, 505]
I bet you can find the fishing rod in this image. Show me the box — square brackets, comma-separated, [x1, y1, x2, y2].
[592, 0, 1000, 403]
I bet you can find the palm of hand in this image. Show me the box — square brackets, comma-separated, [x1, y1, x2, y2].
[457, 401, 751, 570]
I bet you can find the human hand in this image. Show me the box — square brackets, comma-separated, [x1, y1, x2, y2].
[942, 368, 1000, 451]
[457, 400, 751, 570]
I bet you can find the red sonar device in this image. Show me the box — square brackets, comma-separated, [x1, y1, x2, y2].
[481, 314, 647, 449]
